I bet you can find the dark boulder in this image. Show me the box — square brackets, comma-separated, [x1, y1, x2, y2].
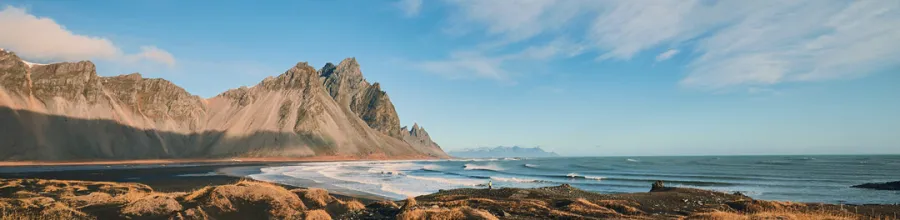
[650, 180, 671, 192]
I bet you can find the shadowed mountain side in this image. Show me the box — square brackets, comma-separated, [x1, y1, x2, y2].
[0, 49, 448, 161]
[0, 106, 340, 161]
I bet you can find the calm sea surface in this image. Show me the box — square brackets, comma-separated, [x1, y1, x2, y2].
[243, 155, 900, 204]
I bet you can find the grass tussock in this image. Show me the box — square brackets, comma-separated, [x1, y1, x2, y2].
[177, 179, 306, 219]
[594, 199, 643, 215]
[561, 198, 619, 217]
[397, 207, 498, 220]
[688, 210, 863, 220]
[401, 197, 417, 211]
[61, 192, 123, 208]
[325, 199, 365, 217]
[304, 209, 332, 220]
[291, 187, 334, 209]
[120, 193, 182, 218]
[0, 199, 93, 220]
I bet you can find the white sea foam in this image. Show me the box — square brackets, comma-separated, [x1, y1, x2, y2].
[407, 175, 482, 186]
[626, 158, 640, 162]
[422, 164, 443, 171]
[585, 176, 604, 181]
[491, 177, 540, 183]
[567, 172, 580, 178]
[464, 163, 505, 171]
[524, 163, 539, 168]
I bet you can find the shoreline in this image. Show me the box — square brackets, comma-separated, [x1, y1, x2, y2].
[3, 158, 897, 206]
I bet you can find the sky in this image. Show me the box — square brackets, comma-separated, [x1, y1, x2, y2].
[1, 0, 898, 156]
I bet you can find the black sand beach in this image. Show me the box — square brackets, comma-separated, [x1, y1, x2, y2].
[0, 162, 384, 203]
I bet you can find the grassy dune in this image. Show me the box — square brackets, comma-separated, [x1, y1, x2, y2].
[1, 178, 897, 219]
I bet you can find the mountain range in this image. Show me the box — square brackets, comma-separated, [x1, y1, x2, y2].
[448, 146, 560, 158]
[0, 49, 448, 161]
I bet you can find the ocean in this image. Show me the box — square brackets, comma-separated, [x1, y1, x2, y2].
[242, 155, 900, 204]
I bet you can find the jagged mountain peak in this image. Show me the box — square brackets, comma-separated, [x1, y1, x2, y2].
[115, 72, 143, 80]
[0, 48, 449, 160]
[336, 57, 359, 69]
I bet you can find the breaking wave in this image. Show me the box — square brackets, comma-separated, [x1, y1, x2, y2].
[464, 163, 505, 171]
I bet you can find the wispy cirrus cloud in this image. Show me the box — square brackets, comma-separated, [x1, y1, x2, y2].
[396, 0, 423, 17]
[413, 38, 585, 81]
[655, 49, 679, 62]
[0, 6, 175, 67]
[417, 0, 900, 91]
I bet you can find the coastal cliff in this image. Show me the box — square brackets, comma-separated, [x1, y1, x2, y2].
[0, 49, 448, 161]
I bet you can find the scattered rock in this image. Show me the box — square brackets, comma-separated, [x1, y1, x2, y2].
[651, 180, 667, 191]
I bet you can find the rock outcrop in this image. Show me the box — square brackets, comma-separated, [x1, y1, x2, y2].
[0, 49, 448, 161]
[401, 123, 445, 157]
[318, 58, 401, 137]
[852, 181, 900, 191]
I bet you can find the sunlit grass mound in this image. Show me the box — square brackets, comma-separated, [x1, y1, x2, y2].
[174, 179, 307, 219]
[0, 178, 370, 220]
[687, 210, 861, 220]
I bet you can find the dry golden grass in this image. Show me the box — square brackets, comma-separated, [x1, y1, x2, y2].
[726, 199, 807, 213]
[120, 193, 183, 218]
[305, 209, 333, 220]
[547, 209, 585, 219]
[427, 196, 563, 218]
[688, 210, 863, 220]
[291, 187, 334, 209]
[401, 196, 418, 211]
[12, 190, 40, 198]
[0, 199, 93, 220]
[562, 198, 618, 216]
[371, 200, 400, 209]
[325, 199, 365, 217]
[397, 207, 498, 220]
[178, 179, 306, 219]
[60, 192, 124, 208]
[594, 199, 643, 215]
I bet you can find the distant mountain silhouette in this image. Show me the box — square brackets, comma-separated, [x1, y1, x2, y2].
[448, 146, 560, 158]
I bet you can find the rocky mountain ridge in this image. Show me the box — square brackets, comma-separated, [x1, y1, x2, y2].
[0, 49, 447, 160]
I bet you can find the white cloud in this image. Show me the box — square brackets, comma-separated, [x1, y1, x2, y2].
[437, 0, 900, 91]
[0, 6, 175, 66]
[418, 51, 508, 81]
[415, 38, 584, 81]
[396, 0, 423, 17]
[443, 0, 589, 43]
[126, 46, 176, 67]
[655, 49, 679, 62]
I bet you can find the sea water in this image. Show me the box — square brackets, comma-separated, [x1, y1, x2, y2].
[245, 155, 900, 204]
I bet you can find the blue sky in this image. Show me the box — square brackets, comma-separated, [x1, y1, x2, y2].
[1, 0, 898, 156]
